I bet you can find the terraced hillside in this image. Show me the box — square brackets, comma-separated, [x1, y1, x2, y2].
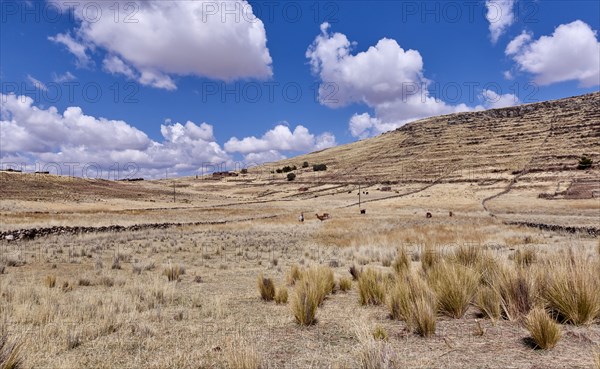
[260, 92, 599, 184]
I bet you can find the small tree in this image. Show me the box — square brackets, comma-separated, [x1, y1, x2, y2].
[577, 156, 593, 170]
[240, 168, 248, 174]
[287, 173, 296, 181]
[282, 166, 293, 173]
[276, 169, 283, 174]
[313, 164, 327, 172]
[302, 161, 309, 168]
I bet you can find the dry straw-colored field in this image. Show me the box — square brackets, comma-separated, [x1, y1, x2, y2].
[1, 93, 599, 368]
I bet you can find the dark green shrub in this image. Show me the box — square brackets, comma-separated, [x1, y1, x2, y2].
[313, 164, 327, 172]
[287, 173, 296, 181]
[302, 161, 309, 168]
[578, 156, 593, 170]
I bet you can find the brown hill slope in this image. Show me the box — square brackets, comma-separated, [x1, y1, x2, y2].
[259, 92, 599, 184]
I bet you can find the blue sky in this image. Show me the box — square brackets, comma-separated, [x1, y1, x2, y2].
[1, 0, 598, 178]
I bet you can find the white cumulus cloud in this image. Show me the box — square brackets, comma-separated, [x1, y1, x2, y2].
[307, 23, 474, 138]
[506, 20, 600, 87]
[480, 89, 520, 109]
[0, 93, 230, 177]
[50, 0, 273, 89]
[486, 0, 516, 44]
[224, 124, 337, 162]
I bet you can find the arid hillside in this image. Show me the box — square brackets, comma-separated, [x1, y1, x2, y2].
[258, 92, 599, 184]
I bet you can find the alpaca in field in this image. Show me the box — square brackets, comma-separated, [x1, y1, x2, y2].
[315, 213, 329, 221]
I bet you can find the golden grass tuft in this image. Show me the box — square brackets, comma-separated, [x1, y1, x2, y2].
[163, 264, 185, 282]
[287, 264, 302, 286]
[257, 274, 275, 302]
[372, 325, 388, 341]
[391, 248, 410, 274]
[427, 262, 480, 319]
[475, 286, 501, 321]
[388, 272, 437, 337]
[543, 259, 600, 325]
[302, 266, 335, 305]
[514, 248, 537, 267]
[338, 277, 352, 292]
[492, 266, 534, 321]
[357, 268, 385, 306]
[525, 308, 561, 350]
[275, 286, 288, 304]
[452, 244, 482, 268]
[225, 334, 262, 369]
[290, 266, 336, 325]
[420, 246, 441, 273]
[0, 331, 24, 369]
[291, 278, 319, 326]
[44, 275, 56, 289]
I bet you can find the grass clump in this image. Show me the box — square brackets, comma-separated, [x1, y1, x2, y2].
[420, 246, 441, 273]
[225, 334, 262, 369]
[388, 273, 437, 337]
[514, 248, 536, 267]
[338, 277, 352, 292]
[492, 266, 534, 321]
[427, 262, 480, 319]
[44, 275, 56, 288]
[452, 244, 482, 268]
[275, 286, 288, 304]
[291, 278, 320, 326]
[475, 286, 501, 321]
[543, 260, 600, 325]
[257, 274, 275, 302]
[391, 248, 410, 274]
[372, 325, 388, 341]
[349, 264, 361, 280]
[287, 264, 302, 285]
[290, 266, 336, 325]
[163, 264, 185, 282]
[0, 331, 24, 369]
[525, 308, 562, 350]
[358, 268, 385, 306]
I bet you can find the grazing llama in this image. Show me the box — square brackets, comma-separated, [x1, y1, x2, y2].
[315, 213, 330, 221]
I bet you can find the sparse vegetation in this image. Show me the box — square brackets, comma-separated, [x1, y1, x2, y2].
[257, 274, 275, 301]
[291, 278, 319, 326]
[372, 325, 388, 341]
[525, 308, 561, 350]
[275, 286, 288, 304]
[391, 248, 410, 274]
[312, 163, 327, 171]
[0, 332, 24, 369]
[577, 155, 593, 170]
[225, 335, 262, 369]
[163, 264, 185, 282]
[357, 268, 385, 306]
[388, 272, 437, 337]
[338, 277, 352, 292]
[514, 248, 536, 267]
[44, 275, 56, 288]
[543, 259, 600, 325]
[427, 262, 480, 319]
